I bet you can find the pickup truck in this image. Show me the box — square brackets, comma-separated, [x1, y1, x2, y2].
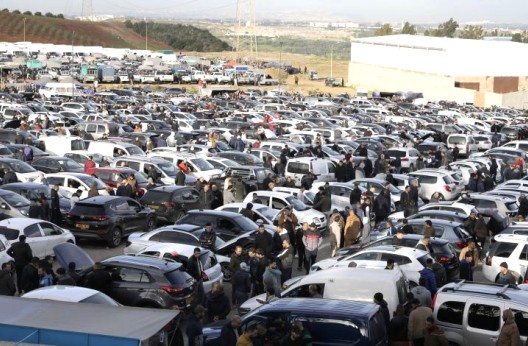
[205, 72, 232, 84]
[155, 70, 174, 83]
[190, 71, 206, 83]
[259, 77, 279, 86]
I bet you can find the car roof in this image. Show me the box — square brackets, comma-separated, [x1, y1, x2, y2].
[439, 281, 528, 302]
[45, 172, 92, 178]
[0, 217, 42, 229]
[91, 167, 136, 173]
[139, 243, 206, 256]
[22, 285, 104, 302]
[149, 185, 190, 193]
[405, 218, 460, 226]
[255, 298, 378, 319]
[375, 234, 449, 245]
[493, 234, 528, 243]
[357, 245, 429, 256]
[152, 224, 202, 233]
[186, 210, 244, 218]
[103, 255, 182, 271]
[76, 196, 128, 205]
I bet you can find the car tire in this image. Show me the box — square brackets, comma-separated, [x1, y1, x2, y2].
[146, 217, 155, 231]
[108, 227, 122, 248]
[221, 262, 232, 282]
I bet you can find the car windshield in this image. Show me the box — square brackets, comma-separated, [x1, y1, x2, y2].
[322, 146, 340, 156]
[158, 162, 176, 177]
[286, 196, 309, 211]
[256, 206, 279, 222]
[71, 139, 86, 150]
[233, 216, 259, 231]
[1, 192, 30, 207]
[57, 159, 83, 169]
[78, 175, 107, 190]
[80, 292, 120, 306]
[8, 161, 36, 173]
[190, 158, 214, 171]
[127, 146, 145, 156]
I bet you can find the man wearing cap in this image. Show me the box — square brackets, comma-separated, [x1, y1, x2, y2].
[495, 262, 517, 285]
[240, 203, 254, 220]
[188, 247, 205, 304]
[302, 222, 323, 274]
[187, 304, 207, 346]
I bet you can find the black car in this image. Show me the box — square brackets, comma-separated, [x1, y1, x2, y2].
[1, 182, 72, 214]
[176, 210, 263, 241]
[65, 196, 156, 247]
[336, 234, 460, 282]
[216, 152, 264, 166]
[53, 243, 197, 310]
[140, 186, 202, 223]
[224, 166, 275, 191]
[31, 156, 85, 173]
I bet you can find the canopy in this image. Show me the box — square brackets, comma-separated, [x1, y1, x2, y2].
[0, 296, 178, 342]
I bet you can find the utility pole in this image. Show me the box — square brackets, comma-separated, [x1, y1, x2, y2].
[23, 18, 27, 42]
[145, 18, 148, 51]
[71, 31, 75, 98]
[330, 45, 333, 79]
[233, 0, 257, 63]
[278, 41, 283, 95]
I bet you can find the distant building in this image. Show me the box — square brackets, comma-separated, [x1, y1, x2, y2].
[76, 15, 115, 22]
[348, 34, 528, 108]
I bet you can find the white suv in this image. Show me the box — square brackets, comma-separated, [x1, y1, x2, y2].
[483, 234, 528, 283]
[434, 281, 528, 345]
[409, 170, 462, 201]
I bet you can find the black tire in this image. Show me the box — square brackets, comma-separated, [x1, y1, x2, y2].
[146, 217, 156, 231]
[221, 262, 232, 282]
[108, 227, 122, 248]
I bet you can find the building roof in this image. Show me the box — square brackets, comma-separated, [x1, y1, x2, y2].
[350, 34, 528, 77]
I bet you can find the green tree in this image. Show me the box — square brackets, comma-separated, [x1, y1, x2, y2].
[401, 22, 417, 35]
[124, 20, 133, 28]
[374, 23, 393, 36]
[45, 12, 54, 17]
[34, 11, 42, 16]
[23, 11, 32, 16]
[427, 18, 459, 38]
[512, 33, 523, 42]
[57, 14, 64, 19]
[1, 8, 9, 12]
[12, 10, 21, 14]
[459, 25, 484, 40]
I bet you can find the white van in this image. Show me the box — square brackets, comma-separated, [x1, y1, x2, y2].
[38, 82, 83, 99]
[40, 136, 86, 157]
[447, 134, 478, 157]
[240, 263, 408, 316]
[147, 152, 223, 181]
[88, 141, 145, 158]
[284, 158, 336, 187]
[111, 156, 179, 185]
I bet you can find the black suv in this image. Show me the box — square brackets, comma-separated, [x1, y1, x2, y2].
[140, 186, 202, 223]
[336, 234, 460, 282]
[65, 196, 156, 247]
[176, 210, 262, 241]
[54, 243, 197, 310]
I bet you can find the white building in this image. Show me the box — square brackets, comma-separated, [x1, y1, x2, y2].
[348, 34, 528, 108]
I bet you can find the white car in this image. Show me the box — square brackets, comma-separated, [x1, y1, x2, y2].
[0, 218, 75, 258]
[1, 158, 42, 182]
[310, 245, 433, 286]
[310, 182, 367, 210]
[135, 243, 224, 293]
[483, 234, 528, 283]
[408, 170, 462, 201]
[205, 157, 240, 170]
[216, 203, 280, 226]
[243, 191, 326, 231]
[44, 172, 109, 199]
[0, 234, 11, 264]
[22, 286, 120, 306]
[385, 148, 421, 172]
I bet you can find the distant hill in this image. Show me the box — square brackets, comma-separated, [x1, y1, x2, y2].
[0, 11, 171, 50]
[126, 21, 231, 52]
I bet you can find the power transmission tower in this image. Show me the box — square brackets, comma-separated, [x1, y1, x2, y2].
[233, 0, 258, 64]
[81, 0, 94, 21]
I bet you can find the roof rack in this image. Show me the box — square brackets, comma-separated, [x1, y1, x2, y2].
[442, 280, 518, 300]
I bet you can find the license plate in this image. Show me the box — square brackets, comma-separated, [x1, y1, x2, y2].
[149, 205, 159, 210]
[76, 223, 89, 230]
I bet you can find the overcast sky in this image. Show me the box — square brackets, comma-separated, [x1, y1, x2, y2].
[3, 0, 527, 23]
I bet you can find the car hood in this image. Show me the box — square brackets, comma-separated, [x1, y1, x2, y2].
[310, 258, 338, 271]
[53, 243, 94, 270]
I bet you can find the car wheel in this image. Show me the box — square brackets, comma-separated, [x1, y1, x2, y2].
[221, 262, 232, 282]
[108, 227, 122, 248]
[146, 218, 155, 231]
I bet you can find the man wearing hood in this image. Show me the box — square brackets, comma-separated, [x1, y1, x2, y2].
[496, 308, 521, 346]
[423, 316, 448, 346]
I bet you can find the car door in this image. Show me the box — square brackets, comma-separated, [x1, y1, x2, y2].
[329, 185, 350, 208]
[38, 221, 67, 256]
[108, 266, 152, 306]
[24, 223, 47, 258]
[464, 300, 504, 345]
[111, 199, 139, 234]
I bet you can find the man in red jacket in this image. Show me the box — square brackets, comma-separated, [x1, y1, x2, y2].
[84, 155, 96, 175]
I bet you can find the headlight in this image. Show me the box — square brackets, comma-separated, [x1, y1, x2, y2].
[312, 217, 321, 224]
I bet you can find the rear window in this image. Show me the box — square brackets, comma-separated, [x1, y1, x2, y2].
[141, 190, 171, 203]
[387, 150, 406, 158]
[417, 254, 431, 267]
[489, 241, 518, 258]
[71, 204, 106, 216]
[448, 136, 467, 144]
[0, 227, 19, 240]
[443, 176, 454, 184]
[506, 201, 519, 211]
[164, 268, 192, 285]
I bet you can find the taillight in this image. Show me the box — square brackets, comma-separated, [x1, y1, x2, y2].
[160, 286, 184, 296]
[485, 256, 493, 266]
[431, 293, 437, 310]
[93, 215, 110, 222]
[401, 158, 409, 161]
[444, 185, 452, 192]
[439, 256, 450, 263]
[455, 241, 466, 249]
[164, 202, 174, 209]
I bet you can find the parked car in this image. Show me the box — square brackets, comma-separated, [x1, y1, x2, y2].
[22, 286, 120, 306]
[64, 196, 156, 247]
[53, 243, 197, 310]
[0, 158, 42, 183]
[483, 234, 528, 284]
[0, 182, 71, 216]
[408, 170, 462, 201]
[0, 218, 75, 258]
[140, 186, 202, 223]
[45, 172, 109, 199]
[0, 189, 31, 218]
[31, 156, 85, 174]
[215, 203, 280, 226]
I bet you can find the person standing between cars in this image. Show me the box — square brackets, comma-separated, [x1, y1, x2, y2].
[374, 292, 391, 328]
[495, 262, 517, 286]
[459, 252, 474, 281]
[276, 239, 294, 283]
[374, 189, 390, 223]
[0, 262, 16, 296]
[240, 203, 255, 220]
[220, 315, 242, 346]
[411, 277, 432, 308]
[50, 184, 62, 226]
[296, 223, 307, 271]
[312, 186, 331, 215]
[416, 236, 433, 254]
[229, 245, 244, 303]
[20, 257, 39, 293]
[224, 184, 237, 204]
[408, 298, 432, 346]
[496, 309, 521, 346]
[86, 262, 112, 293]
[188, 247, 206, 304]
[303, 222, 323, 275]
[84, 155, 96, 175]
[419, 259, 437, 296]
[233, 262, 251, 312]
[423, 316, 449, 346]
[279, 207, 298, 257]
[388, 304, 409, 346]
[424, 220, 434, 238]
[254, 223, 273, 257]
[175, 168, 186, 186]
[329, 215, 343, 256]
[205, 282, 231, 323]
[344, 209, 361, 247]
[56, 267, 76, 286]
[237, 324, 258, 346]
[199, 184, 213, 209]
[7, 235, 32, 291]
[186, 305, 206, 346]
[38, 266, 53, 287]
[262, 260, 282, 297]
[459, 240, 479, 267]
[400, 185, 412, 217]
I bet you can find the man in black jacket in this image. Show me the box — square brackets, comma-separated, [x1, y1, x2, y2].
[400, 185, 411, 217]
[20, 257, 39, 293]
[232, 262, 251, 312]
[199, 223, 217, 250]
[219, 316, 242, 346]
[188, 247, 205, 304]
[254, 224, 273, 257]
[349, 183, 362, 205]
[312, 187, 331, 214]
[0, 262, 16, 296]
[7, 235, 32, 291]
[86, 262, 112, 294]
